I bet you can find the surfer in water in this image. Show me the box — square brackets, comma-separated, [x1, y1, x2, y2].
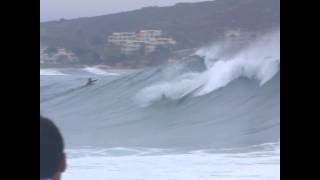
[85, 78, 97, 86]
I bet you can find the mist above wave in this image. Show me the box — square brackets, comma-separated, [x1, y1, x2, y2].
[135, 29, 280, 107]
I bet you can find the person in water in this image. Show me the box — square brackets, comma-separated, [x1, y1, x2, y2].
[86, 78, 97, 86]
[40, 116, 67, 180]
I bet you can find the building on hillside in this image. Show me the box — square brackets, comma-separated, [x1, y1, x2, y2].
[107, 30, 176, 55]
[136, 30, 162, 41]
[40, 47, 78, 65]
[139, 30, 162, 37]
[108, 32, 136, 46]
[121, 41, 143, 55]
[151, 38, 176, 45]
[144, 44, 157, 53]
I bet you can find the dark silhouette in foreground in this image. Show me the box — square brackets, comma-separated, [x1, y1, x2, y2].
[40, 116, 66, 180]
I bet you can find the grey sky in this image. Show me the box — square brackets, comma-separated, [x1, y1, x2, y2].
[40, 0, 210, 22]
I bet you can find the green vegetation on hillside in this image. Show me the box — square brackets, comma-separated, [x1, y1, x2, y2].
[40, 0, 280, 68]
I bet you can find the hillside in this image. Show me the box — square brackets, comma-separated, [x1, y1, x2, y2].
[40, 0, 280, 68]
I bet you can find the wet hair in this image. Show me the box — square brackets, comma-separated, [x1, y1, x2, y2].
[40, 116, 64, 178]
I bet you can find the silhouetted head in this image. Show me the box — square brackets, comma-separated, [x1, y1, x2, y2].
[40, 116, 66, 180]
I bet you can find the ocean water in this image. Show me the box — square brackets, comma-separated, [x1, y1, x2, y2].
[41, 29, 280, 180]
[64, 143, 279, 180]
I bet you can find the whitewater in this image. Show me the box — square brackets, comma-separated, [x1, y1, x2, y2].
[40, 29, 280, 179]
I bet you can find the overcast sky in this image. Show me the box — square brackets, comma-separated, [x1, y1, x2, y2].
[41, 0, 211, 22]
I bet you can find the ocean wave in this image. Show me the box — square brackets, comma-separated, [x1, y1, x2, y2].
[135, 29, 280, 107]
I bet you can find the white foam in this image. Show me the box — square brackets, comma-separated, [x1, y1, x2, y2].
[40, 69, 68, 76]
[195, 29, 280, 96]
[135, 72, 205, 107]
[83, 67, 119, 76]
[63, 146, 280, 180]
[135, 29, 280, 106]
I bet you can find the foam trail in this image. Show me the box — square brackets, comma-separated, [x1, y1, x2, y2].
[135, 72, 205, 107]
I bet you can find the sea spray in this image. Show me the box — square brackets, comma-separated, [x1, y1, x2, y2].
[135, 29, 280, 106]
